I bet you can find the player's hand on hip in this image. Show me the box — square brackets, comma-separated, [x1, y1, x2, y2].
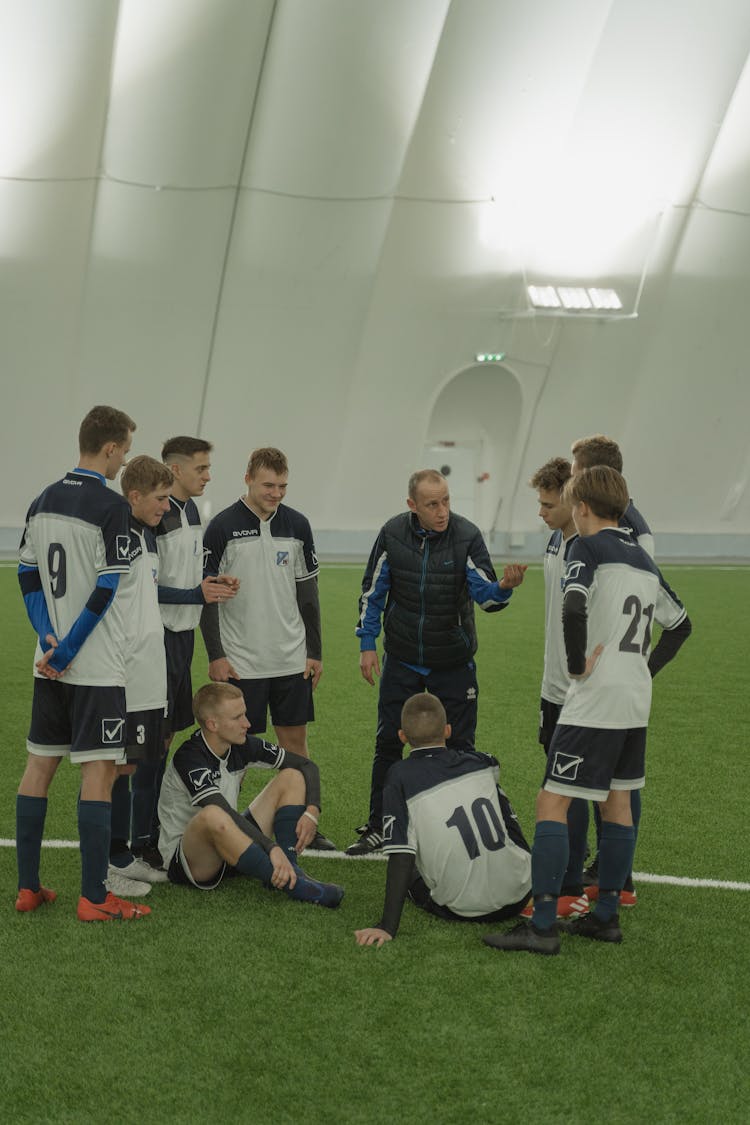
[359, 650, 380, 685]
[208, 657, 238, 682]
[269, 846, 296, 889]
[499, 563, 528, 589]
[304, 658, 323, 689]
[354, 927, 392, 947]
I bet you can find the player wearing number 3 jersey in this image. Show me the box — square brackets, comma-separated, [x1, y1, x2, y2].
[354, 693, 531, 946]
[485, 467, 691, 955]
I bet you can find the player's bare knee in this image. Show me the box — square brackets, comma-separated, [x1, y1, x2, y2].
[276, 767, 305, 803]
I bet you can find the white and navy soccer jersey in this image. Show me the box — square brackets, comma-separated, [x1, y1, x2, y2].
[117, 518, 167, 713]
[157, 729, 288, 866]
[18, 470, 130, 686]
[559, 527, 686, 729]
[541, 529, 579, 706]
[621, 500, 654, 559]
[155, 496, 204, 633]
[382, 748, 531, 917]
[202, 499, 319, 679]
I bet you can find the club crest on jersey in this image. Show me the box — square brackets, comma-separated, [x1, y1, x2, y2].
[551, 752, 584, 780]
[276, 551, 290, 566]
[382, 815, 395, 842]
[101, 718, 125, 744]
[563, 560, 586, 583]
[116, 536, 130, 561]
[188, 767, 216, 790]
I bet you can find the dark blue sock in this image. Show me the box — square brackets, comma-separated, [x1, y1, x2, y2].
[273, 805, 305, 863]
[16, 795, 47, 892]
[78, 800, 111, 903]
[531, 820, 569, 930]
[593, 800, 603, 850]
[234, 842, 274, 881]
[109, 775, 132, 863]
[595, 821, 636, 921]
[626, 789, 642, 881]
[131, 758, 161, 850]
[562, 799, 589, 892]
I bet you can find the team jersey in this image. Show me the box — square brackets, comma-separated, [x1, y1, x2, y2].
[541, 529, 579, 705]
[203, 498, 319, 679]
[19, 471, 130, 686]
[559, 527, 686, 729]
[117, 518, 167, 713]
[155, 497, 204, 633]
[158, 728, 288, 866]
[621, 500, 654, 559]
[382, 747, 531, 917]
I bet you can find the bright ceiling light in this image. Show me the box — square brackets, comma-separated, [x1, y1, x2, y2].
[588, 287, 623, 309]
[557, 286, 592, 309]
[527, 285, 561, 308]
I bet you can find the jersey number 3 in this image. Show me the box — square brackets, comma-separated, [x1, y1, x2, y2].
[446, 797, 506, 859]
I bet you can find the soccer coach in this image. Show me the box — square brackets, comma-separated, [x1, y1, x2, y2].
[346, 469, 526, 855]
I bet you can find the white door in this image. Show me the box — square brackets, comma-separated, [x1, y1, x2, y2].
[421, 443, 478, 523]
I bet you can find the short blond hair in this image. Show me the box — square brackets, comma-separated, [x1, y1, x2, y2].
[408, 469, 446, 500]
[571, 434, 623, 473]
[564, 466, 628, 521]
[121, 455, 173, 497]
[192, 683, 243, 727]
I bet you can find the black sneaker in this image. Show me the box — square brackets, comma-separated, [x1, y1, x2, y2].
[132, 842, 165, 871]
[560, 911, 623, 943]
[345, 826, 384, 856]
[308, 830, 338, 852]
[483, 920, 560, 956]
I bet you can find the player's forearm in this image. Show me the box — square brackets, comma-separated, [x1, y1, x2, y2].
[18, 565, 55, 645]
[376, 853, 415, 938]
[278, 750, 322, 811]
[50, 573, 121, 671]
[158, 584, 204, 605]
[562, 590, 588, 676]
[648, 615, 692, 677]
[200, 602, 225, 661]
[296, 578, 322, 660]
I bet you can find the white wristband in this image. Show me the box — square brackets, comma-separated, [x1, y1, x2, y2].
[302, 810, 319, 827]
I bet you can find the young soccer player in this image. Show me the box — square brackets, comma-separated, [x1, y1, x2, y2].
[157, 683, 344, 907]
[484, 467, 691, 955]
[354, 693, 531, 946]
[110, 456, 236, 892]
[16, 405, 150, 921]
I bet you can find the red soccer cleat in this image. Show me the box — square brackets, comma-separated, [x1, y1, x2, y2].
[520, 893, 589, 921]
[585, 884, 638, 908]
[16, 886, 58, 912]
[77, 892, 152, 922]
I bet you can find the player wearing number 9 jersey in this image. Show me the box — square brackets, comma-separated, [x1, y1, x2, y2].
[15, 406, 153, 922]
[354, 693, 531, 946]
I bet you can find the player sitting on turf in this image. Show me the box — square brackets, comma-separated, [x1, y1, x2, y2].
[484, 466, 692, 956]
[354, 692, 531, 946]
[157, 683, 344, 907]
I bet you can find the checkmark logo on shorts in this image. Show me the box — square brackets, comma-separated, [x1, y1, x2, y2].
[552, 752, 584, 780]
[101, 718, 124, 744]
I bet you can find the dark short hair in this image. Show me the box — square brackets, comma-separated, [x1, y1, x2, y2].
[408, 469, 446, 501]
[78, 406, 136, 455]
[161, 436, 213, 463]
[247, 447, 288, 478]
[192, 682, 244, 727]
[529, 457, 572, 492]
[121, 455, 173, 498]
[400, 692, 447, 747]
[564, 465, 629, 521]
[571, 434, 623, 473]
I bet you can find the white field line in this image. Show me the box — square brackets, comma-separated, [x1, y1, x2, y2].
[1, 839, 748, 890]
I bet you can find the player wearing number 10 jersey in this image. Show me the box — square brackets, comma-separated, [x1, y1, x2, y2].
[354, 693, 531, 947]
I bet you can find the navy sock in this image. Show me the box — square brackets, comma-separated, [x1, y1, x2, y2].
[78, 800, 111, 903]
[562, 799, 589, 893]
[16, 795, 48, 892]
[109, 775, 132, 862]
[273, 805, 305, 863]
[234, 843, 274, 881]
[131, 758, 162, 850]
[595, 821, 636, 921]
[531, 820, 569, 930]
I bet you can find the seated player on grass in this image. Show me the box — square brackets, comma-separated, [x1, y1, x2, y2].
[157, 683, 344, 907]
[354, 693, 531, 946]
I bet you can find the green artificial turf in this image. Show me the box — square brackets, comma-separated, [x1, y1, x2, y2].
[1, 563, 748, 1124]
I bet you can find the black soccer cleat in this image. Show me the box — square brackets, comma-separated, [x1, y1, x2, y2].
[308, 830, 338, 852]
[483, 920, 560, 956]
[345, 826, 384, 856]
[560, 911, 623, 943]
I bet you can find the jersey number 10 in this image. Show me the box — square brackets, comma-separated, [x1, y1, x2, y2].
[446, 797, 506, 859]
